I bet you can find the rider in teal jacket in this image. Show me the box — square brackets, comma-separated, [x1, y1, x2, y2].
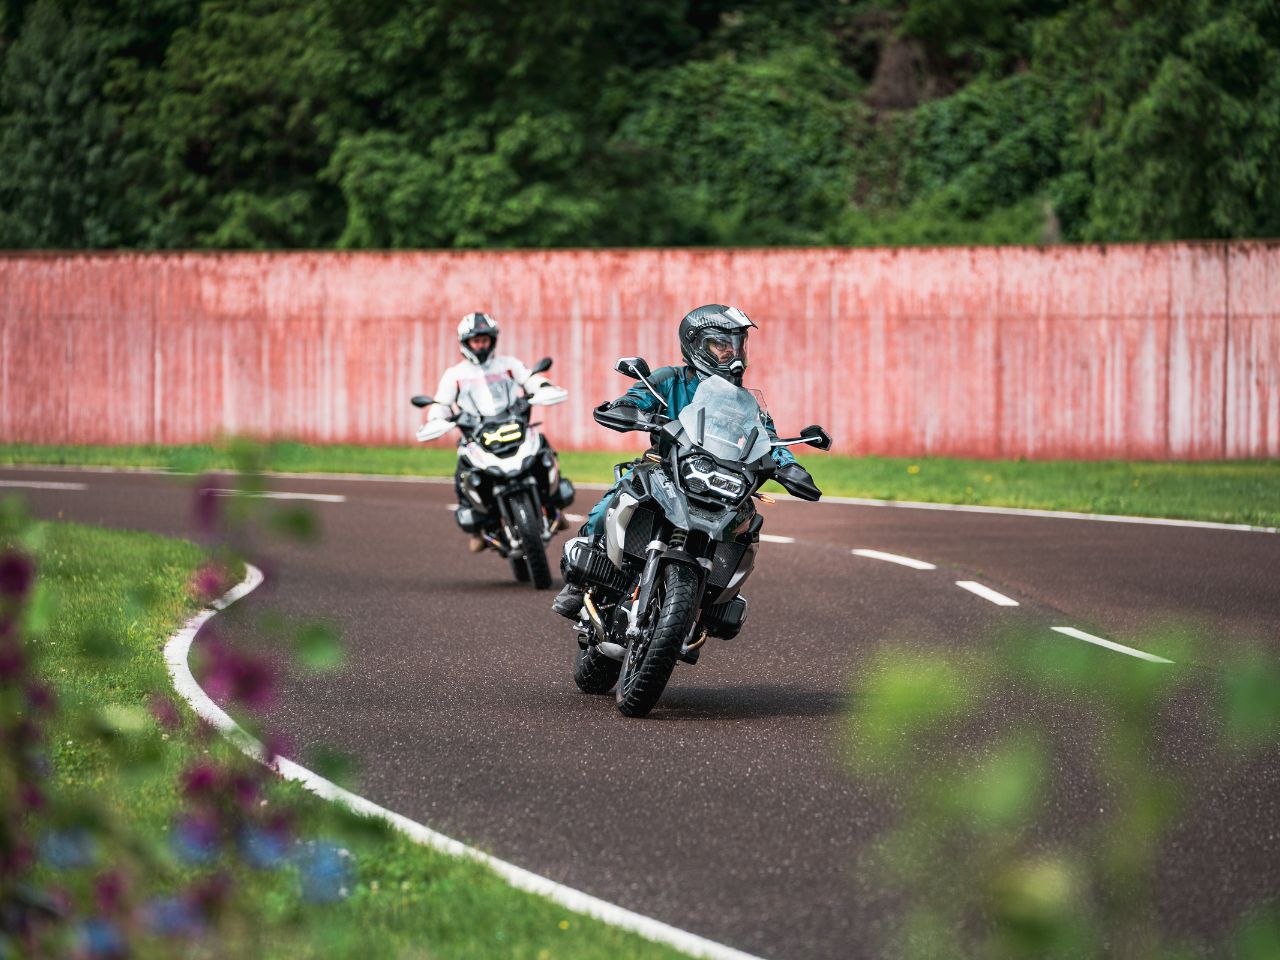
[554, 304, 820, 619]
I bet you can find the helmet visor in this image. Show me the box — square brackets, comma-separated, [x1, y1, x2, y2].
[696, 330, 748, 368]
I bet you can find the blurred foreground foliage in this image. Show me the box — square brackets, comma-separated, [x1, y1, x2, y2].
[843, 626, 1280, 958]
[1, 0, 1277, 249]
[0, 460, 685, 957]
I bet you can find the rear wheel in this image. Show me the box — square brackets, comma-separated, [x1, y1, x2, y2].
[573, 645, 621, 694]
[616, 563, 698, 717]
[510, 493, 553, 589]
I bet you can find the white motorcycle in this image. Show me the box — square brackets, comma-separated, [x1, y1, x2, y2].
[411, 358, 574, 589]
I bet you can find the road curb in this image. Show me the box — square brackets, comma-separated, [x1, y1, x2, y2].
[164, 564, 766, 960]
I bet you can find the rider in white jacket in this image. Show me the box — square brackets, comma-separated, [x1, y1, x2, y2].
[425, 312, 566, 550]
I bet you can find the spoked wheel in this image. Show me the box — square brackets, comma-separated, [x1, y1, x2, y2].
[616, 563, 698, 717]
[509, 493, 552, 589]
[573, 645, 621, 694]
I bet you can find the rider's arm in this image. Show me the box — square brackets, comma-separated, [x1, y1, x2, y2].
[607, 366, 679, 413]
[428, 369, 460, 421]
[763, 414, 798, 468]
[507, 356, 553, 393]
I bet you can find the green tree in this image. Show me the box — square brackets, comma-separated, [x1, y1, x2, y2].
[1037, 0, 1280, 241]
[0, 1, 139, 247]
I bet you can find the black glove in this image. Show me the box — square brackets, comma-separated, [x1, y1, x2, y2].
[608, 397, 641, 410]
[775, 463, 822, 501]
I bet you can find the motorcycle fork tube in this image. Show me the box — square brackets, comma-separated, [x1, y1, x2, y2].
[628, 541, 667, 639]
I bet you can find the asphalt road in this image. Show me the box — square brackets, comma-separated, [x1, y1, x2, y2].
[7, 465, 1279, 959]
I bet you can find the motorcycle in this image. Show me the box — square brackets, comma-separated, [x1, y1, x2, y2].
[411, 357, 575, 589]
[562, 357, 831, 717]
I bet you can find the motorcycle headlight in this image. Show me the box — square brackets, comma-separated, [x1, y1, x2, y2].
[680, 456, 747, 501]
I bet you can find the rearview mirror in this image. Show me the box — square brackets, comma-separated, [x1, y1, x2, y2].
[614, 356, 652, 381]
[411, 395, 434, 408]
[531, 357, 553, 375]
[800, 425, 832, 450]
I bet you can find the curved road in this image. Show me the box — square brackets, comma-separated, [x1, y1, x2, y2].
[7, 465, 1279, 959]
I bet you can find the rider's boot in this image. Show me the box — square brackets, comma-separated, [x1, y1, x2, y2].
[552, 582, 584, 619]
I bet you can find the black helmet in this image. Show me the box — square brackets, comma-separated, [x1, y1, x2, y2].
[457, 312, 499, 365]
[678, 304, 755, 386]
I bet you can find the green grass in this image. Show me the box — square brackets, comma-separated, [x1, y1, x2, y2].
[3, 442, 1279, 528]
[17, 521, 691, 959]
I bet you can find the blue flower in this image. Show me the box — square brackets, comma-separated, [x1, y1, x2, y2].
[145, 896, 206, 938]
[171, 815, 220, 865]
[240, 825, 289, 869]
[293, 840, 354, 903]
[76, 918, 126, 959]
[39, 827, 97, 869]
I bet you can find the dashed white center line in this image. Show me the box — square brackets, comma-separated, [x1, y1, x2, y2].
[1051, 626, 1174, 664]
[0, 479, 88, 491]
[955, 580, 1019, 606]
[209, 489, 346, 503]
[851, 548, 936, 570]
[759, 534, 795, 544]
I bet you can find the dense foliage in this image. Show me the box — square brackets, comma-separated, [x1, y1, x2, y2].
[1, 0, 1276, 249]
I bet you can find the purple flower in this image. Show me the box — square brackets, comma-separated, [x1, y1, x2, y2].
[293, 841, 354, 903]
[147, 693, 180, 730]
[180, 761, 220, 798]
[94, 870, 127, 915]
[192, 477, 221, 534]
[26, 680, 57, 712]
[0, 639, 25, 681]
[0, 550, 34, 599]
[189, 561, 227, 602]
[201, 638, 276, 711]
[231, 773, 261, 810]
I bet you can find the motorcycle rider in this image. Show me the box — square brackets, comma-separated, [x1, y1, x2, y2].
[551, 303, 821, 618]
[423, 311, 568, 551]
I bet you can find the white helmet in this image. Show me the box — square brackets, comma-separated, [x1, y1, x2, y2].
[457, 312, 499, 364]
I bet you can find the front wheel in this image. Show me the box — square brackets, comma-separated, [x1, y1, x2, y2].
[617, 563, 699, 717]
[509, 493, 553, 589]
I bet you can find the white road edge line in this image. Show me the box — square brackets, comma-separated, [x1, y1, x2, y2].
[6, 465, 1273, 534]
[208, 489, 346, 503]
[758, 534, 794, 544]
[851, 548, 936, 570]
[955, 580, 1019, 606]
[0, 479, 88, 491]
[1051, 626, 1174, 664]
[165, 565, 764, 960]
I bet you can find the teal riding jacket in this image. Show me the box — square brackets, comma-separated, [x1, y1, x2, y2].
[583, 365, 795, 535]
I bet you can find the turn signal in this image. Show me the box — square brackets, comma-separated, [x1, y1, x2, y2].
[645, 453, 662, 462]
[756, 493, 775, 504]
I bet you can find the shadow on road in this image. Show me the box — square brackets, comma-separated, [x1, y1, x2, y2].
[651, 684, 848, 721]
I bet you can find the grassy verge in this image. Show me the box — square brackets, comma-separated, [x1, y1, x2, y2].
[3, 442, 1279, 528]
[13, 521, 690, 959]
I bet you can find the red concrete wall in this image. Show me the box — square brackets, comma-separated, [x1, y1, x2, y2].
[1, 245, 1277, 459]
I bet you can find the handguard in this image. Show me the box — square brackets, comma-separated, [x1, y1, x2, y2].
[774, 463, 822, 501]
[416, 419, 454, 443]
[529, 385, 569, 407]
[593, 401, 658, 433]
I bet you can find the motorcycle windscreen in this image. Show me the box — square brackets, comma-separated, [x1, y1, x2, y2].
[678, 375, 772, 463]
[456, 374, 521, 418]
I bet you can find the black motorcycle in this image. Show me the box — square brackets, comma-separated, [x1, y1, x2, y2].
[411, 357, 574, 589]
[562, 357, 830, 716]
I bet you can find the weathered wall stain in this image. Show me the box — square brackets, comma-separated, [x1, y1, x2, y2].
[1, 245, 1276, 459]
